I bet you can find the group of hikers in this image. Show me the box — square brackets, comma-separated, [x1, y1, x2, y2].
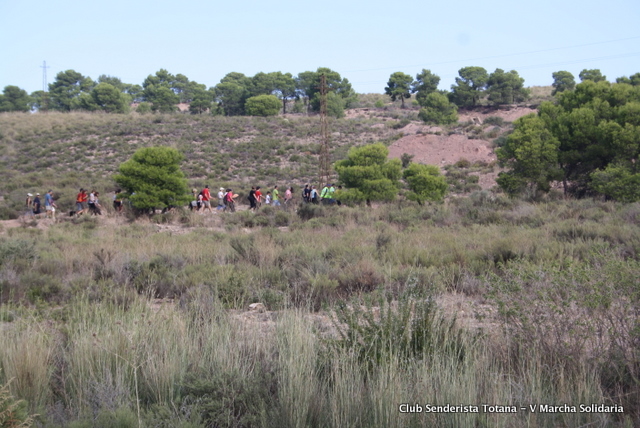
[24, 188, 124, 219]
[190, 183, 342, 213]
[74, 188, 124, 216]
[24, 190, 58, 219]
[23, 183, 342, 220]
[190, 186, 238, 213]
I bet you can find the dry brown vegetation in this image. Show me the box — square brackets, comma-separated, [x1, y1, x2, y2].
[2, 92, 639, 427]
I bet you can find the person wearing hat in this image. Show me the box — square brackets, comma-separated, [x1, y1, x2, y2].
[44, 190, 57, 219]
[33, 193, 42, 216]
[217, 187, 226, 210]
[24, 193, 34, 218]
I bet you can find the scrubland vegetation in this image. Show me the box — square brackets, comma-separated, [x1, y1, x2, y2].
[0, 103, 639, 427]
[1, 196, 639, 427]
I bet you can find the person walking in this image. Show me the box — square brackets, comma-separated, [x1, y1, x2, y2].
[24, 193, 34, 218]
[113, 189, 124, 213]
[91, 192, 103, 215]
[272, 186, 281, 207]
[76, 188, 88, 216]
[217, 187, 226, 210]
[224, 189, 236, 212]
[248, 186, 257, 211]
[33, 193, 42, 216]
[303, 184, 311, 203]
[320, 184, 331, 205]
[88, 190, 98, 215]
[44, 190, 57, 219]
[254, 187, 263, 209]
[201, 185, 213, 213]
[190, 188, 198, 211]
[310, 186, 319, 204]
[284, 186, 293, 206]
[328, 184, 336, 205]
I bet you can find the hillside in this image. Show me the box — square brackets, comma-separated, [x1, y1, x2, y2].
[0, 104, 535, 217]
[1, 92, 640, 426]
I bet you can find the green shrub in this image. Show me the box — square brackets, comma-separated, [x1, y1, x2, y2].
[67, 407, 139, 428]
[181, 369, 276, 428]
[483, 116, 505, 126]
[329, 297, 468, 372]
[333, 259, 383, 295]
[0, 207, 18, 220]
[296, 203, 325, 221]
[0, 379, 35, 427]
[135, 102, 151, 114]
[245, 95, 281, 117]
[0, 239, 37, 267]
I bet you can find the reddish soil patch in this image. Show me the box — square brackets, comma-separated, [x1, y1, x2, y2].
[388, 134, 496, 167]
[386, 106, 536, 188]
[458, 106, 536, 123]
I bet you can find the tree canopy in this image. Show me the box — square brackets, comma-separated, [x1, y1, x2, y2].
[385, 72, 413, 108]
[245, 94, 281, 116]
[579, 69, 607, 83]
[214, 72, 252, 116]
[486, 69, 529, 105]
[497, 79, 640, 200]
[48, 70, 95, 111]
[334, 143, 402, 204]
[413, 69, 441, 106]
[403, 163, 447, 204]
[552, 71, 576, 96]
[0, 85, 32, 112]
[295, 67, 356, 115]
[113, 147, 190, 212]
[449, 66, 488, 107]
[417, 92, 458, 125]
[496, 114, 562, 195]
[89, 83, 130, 113]
[142, 69, 181, 112]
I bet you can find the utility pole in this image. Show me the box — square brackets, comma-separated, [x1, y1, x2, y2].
[40, 61, 50, 112]
[319, 73, 330, 190]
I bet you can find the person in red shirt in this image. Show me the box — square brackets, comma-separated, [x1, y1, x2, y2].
[254, 186, 263, 209]
[201, 185, 213, 213]
[76, 188, 88, 216]
[224, 188, 236, 212]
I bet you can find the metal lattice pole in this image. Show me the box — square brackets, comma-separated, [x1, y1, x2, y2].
[40, 61, 50, 112]
[319, 74, 330, 190]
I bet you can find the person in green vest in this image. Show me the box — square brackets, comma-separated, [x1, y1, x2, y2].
[272, 185, 281, 206]
[320, 184, 331, 205]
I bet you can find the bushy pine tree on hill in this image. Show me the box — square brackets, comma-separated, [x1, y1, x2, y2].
[114, 147, 190, 213]
[334, 143, 402, 205]
[497, 78, 640, 200]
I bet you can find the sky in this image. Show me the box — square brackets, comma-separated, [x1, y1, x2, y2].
[1, 0, 639, 95]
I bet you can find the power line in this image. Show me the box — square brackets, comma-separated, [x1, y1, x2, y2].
[344, 36, 640, 74]
[350, 51, 640, 89]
